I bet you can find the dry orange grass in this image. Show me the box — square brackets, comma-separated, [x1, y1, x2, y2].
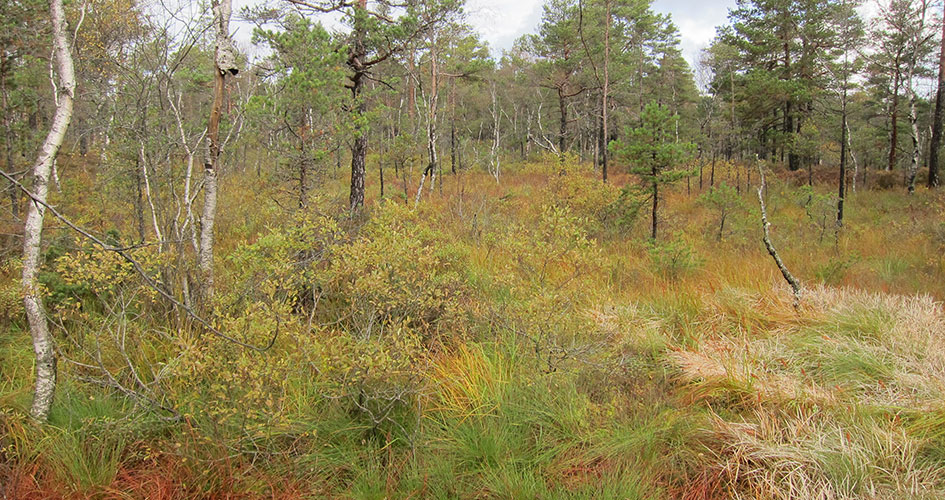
[7, 156, 945, 498]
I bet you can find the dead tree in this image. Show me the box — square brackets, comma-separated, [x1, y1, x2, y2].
[756, 160, 802, 308]
[199, 0, 238, 303]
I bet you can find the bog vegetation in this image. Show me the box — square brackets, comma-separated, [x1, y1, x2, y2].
[4, 0, 945, 498]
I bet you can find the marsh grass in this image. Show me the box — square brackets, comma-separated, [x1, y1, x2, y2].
[4, 159, 945, 497]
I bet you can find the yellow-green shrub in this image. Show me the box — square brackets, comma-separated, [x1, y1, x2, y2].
[172, 201, 470, 439]
[544, 169, 620, 234]
[317, 201, 468, 340]
[0, 259, 20, 324]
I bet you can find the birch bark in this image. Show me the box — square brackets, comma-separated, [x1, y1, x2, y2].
[22, 0, 76, 421]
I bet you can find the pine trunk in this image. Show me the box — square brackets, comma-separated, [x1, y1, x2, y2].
[348, 0, 368, 211]
[838, 88, 847, 226]
[929, 8, 945, 187]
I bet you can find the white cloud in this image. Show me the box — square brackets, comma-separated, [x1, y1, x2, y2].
[467, 0, 736, 65]
[674, 17, 720, 68]
[466, 0, 544, 54]
[231, 0, 738, 66]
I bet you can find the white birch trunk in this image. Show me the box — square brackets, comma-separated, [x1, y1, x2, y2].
[199, 0, 235, 302]
[906, 0, 929, 194]
[23, 0, 76, 422]
[170, 92, 203, 255]
[846, 121, 859, 193]
[908, 87, 921, 194]
[140, 142, 163, 249]
[756, 161, 802, 308]
[416, 29, 439, 206]
[490, 82, 501, 183]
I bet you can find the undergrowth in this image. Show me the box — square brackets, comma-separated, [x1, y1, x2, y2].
[3, 157, 945, 498]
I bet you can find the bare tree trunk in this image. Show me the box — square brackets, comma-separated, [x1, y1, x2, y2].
[718, 211, 726, 242]
[601, 0, 610, 182]
[348, 0, 368, 211]
[838, 87, 847, 226]
[490, 81, 501, 183]
[200, 0, 236, 302]
[699, 159, 705, 193]
[450, 77, 457, 174]
[888, 54, 902, 171]
[558, 90, 567, 155]
[22, 0, 76, 422]
[299, 160, 308, 208]
[710, 151, 716, 187]
[140, 142, 163, 248]
[51, 160, 61, 193]
[407, 46, 416, 123]
[846, 121, 859, 193]
[906, 3, 929, 194]
[908, 85, 921, 194]
[170, 93, 203, 255]
[525, 108, 533, 158]
[757, 161, 801, 308]
[736, 158, 741, 194]
[416, 31, 438, 207]
[134, 159, 145, 241]
[729, 67, 736, 165]
[199, 124, 219, 301]
[930, 4, 945, 187]
[402, 158, 409, 205]
[595, 112, 601, 169]
[651, 165, 658, 240]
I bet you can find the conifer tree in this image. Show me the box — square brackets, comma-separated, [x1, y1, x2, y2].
[611, 101, 693, 240]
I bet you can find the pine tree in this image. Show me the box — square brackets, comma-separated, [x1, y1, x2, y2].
[611, 101, 693, 240]
[524, 0, 587, 155]
[721, 0, 846, 171]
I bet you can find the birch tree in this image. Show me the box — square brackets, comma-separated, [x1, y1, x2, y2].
[416, 20, 442, 205]
[902, 0, 936, 194]
[872, 0, 936, 193]
[869, 0, 916, 172]
[200, 0, 238, 302]
[415, 3, 473, 204]
[831, 0, 864, 225]
[21, 0, 77, 422]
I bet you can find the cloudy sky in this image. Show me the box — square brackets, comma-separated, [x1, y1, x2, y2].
[465, 0, 738, 65]
[229, 0, 737, 67]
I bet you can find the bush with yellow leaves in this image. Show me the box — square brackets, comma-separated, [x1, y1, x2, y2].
[0, 259, 20, 324]
[320, 201, 468, 341]
[312, 202, 469, 433]
[26, 238, 174, 417]
[543, 167, 621, 235]
[171, 200, 470, 441]
[491, 204, 603, 372]
[48, 236, 164, 320]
